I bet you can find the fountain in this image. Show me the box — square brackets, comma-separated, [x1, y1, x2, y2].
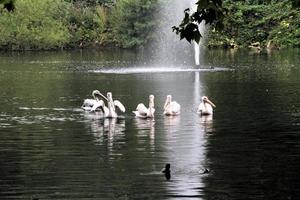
[154, 0, 205, 66]
[190, 1, 204, 66]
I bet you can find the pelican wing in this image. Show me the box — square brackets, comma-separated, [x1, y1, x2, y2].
[164, 101, 180, 115]
[136, 103, 148, 114]
[170, 101, 181, 114]
[197, 103, 204, 113]
[91, 100, 105, 112]
[82, 99, 96, 108]
[114, 100, 126, 112]
[82, 106, 92, 111]
[197, 102, 213, 115]
[133, 103, 148, 117]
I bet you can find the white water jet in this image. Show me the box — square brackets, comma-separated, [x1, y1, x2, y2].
[194, 42, 200, 65]
[155, 0, 205, 66]
[191, 1, 206, 66]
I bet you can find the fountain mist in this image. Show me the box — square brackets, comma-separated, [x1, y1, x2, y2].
[154, 0, 205, 66]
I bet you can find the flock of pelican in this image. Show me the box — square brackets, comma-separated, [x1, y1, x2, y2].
[82, 90, 216, 118]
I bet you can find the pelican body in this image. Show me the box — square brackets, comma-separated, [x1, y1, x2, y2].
[82, 90, 105, 111]
[105, 92, 126, 118]
[91, 92, 125, 118]
[197, 96, 216, 115]
[163, 95, 180, 116]
[133, 95, 155, 119]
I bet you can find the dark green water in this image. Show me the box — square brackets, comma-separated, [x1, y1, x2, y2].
[0, 49, 299, 200]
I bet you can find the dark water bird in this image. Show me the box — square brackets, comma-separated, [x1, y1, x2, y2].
[161, 163, 171, 180]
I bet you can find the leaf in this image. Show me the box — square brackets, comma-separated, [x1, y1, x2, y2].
[194, 29, 202, 44]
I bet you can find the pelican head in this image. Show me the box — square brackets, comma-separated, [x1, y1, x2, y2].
[107, 92, 113, 102]
[202, 96, 216, 108]
[92, 90, 107, 100]
[167, 95, 172, 102]
[149, 94, 154, 107]
[92, 90, 101, 99]
[164, 95, 172, 109]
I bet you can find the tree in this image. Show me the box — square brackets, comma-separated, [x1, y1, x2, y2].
[65, 0, 116, 7]
[109, 0, 158, 48]
[292, 0, 300, 7]
[174, 0, 300, 44]
[172, 0, 224, 44]
[0, 0, 16, 12]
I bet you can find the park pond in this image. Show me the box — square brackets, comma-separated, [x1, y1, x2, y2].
[0, 49, 299, 199]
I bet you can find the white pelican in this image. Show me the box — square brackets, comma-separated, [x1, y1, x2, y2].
[97, 92, 125, 118]
[81, 90, 106, 111]
[133, 94, 155, 119]
[163, 95, 180, 116]
[197, 96, 216, 115]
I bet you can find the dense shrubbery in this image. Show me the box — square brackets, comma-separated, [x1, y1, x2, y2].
[0, 0, 299, 50]
[109, 0, 158, 48]
[0, 0, 109, 50]
[0, 0, 158, 50]
[206, 0, 300, 48]
[0, 0, 70, 50]
[67, 4, 106, 47]
[0, 0, 107, 50]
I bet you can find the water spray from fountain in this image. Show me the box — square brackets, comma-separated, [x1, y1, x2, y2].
[191, 0, 205, 66]
[155, 0, 205, 66]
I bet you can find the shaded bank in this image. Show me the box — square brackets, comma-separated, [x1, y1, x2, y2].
[206, 0, 300, 49]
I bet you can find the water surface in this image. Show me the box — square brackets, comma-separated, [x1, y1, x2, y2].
[0, 49, 299, 200]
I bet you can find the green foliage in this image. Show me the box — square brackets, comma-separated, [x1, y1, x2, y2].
[207, 0, 300, 48]
[0, 0, 15, 11]
[0, 0, 107, 50]
[0, 0, 71, 50]
[66, 5, 106, 47]
[174, 0, 300, 46]
[66, 0, 115, 7]
[173, 0, 225, 44]
[109, 0, 158, 48]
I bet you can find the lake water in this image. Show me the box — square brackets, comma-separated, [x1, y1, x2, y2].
[0, 49, 299, 200]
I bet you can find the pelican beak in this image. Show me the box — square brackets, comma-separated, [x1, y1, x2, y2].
[206, 99, 216, 108]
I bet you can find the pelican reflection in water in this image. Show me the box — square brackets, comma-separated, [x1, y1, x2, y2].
[83, 113, 125, 145]
[200, 114, 214, 134]
[134, 118, 155, 148]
